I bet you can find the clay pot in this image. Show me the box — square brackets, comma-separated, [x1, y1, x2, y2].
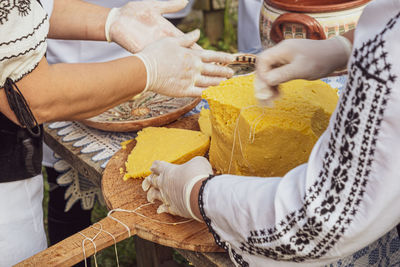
[260, 0, 371, 48]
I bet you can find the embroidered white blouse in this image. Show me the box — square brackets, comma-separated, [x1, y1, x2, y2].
[199, 0, 400, 266]
[0, 0, 49, 87]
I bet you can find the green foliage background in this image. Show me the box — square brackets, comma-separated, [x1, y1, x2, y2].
[198, 0, 238, 53]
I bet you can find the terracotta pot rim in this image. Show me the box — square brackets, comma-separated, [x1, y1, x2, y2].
[265, 0, 370, 13]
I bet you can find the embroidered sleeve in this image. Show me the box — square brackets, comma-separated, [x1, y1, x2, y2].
[199, 9, 400, 267]
[0, 0, 49, 87]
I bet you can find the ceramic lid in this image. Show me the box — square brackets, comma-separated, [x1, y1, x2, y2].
[264, 0, 371, 13]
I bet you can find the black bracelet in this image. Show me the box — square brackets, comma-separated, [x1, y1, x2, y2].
[198, 174, 216, 226]
[197, 174, 248, 266]
[3, 78, 41, 137]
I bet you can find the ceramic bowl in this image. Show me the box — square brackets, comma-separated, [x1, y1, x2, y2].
[260, 0, 371, 48]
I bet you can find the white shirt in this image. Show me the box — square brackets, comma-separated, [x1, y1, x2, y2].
[238, 0, 262, 54]
[0, 0, 48, 86]
[200, 0, 400, 266]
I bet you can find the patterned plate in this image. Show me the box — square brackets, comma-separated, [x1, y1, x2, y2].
[81, 93, 200, 132]
[226, 53, 256, 76]
[81, 54, 256, 132]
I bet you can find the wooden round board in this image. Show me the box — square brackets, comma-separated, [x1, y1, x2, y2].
[101, 114, 223, 252]
[81, 93, 201, 132]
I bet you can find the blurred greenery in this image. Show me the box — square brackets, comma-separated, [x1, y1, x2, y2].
[42, 169, 137, 267]
[41, 1, 238, 266]
[180, 0, 238, 53]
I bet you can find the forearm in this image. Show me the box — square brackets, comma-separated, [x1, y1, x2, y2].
[48, 0, 109, 41]
[0, 56, 146, 124]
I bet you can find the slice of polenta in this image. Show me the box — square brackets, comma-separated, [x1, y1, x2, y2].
[124, 127, 210, 180]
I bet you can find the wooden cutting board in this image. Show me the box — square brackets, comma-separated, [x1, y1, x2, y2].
[17, 115, 221, 267]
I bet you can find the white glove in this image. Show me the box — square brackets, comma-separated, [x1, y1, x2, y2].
[142, 156, 213, 221]
[134, 29, 235, 97]
[255, 36, 352, 106]
[105, 0, 190, 53]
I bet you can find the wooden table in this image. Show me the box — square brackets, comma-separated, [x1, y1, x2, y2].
[43, 123, 234, 267]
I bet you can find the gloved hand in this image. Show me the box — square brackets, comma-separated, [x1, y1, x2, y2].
[134, 29, 235, 97]
[255, 36, 352, 106]
[105, 0, 191, 53]
[142, 156, 213, 221]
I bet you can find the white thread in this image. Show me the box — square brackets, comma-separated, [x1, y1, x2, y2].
[79, 232, 99, 267]
[80, 237, 88, 267]
[91, 222, 120, 267]
[90, 222, 103, 240]
[81, 238, 89, 267]
[227, 109, 241, 174]
[249, 110, 266, 143]
[108, 203, 193, 226]
[241, 107, 265, 171]
[108, 209, 133, 237]
[228, 105, 262, 174]
[236, 121, 252, 170]
[78, 202, 194, 266]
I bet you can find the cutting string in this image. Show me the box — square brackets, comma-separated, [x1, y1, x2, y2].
[78, 231, 99, 267]
[79, 202, 193, 265]
[228, 105, 265, 174]
[249, 109, 266, 143]
[91, 223, 120, 267]
[107, 202, 193, 227]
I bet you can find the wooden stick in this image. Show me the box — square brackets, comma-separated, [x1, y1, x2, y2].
[16, 216, 136, 267]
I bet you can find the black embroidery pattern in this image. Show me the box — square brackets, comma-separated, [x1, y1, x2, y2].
[199, 175, 250, 267]
[0, 14, 47, 47]
[15, 0, 30, 16]
[0, 0, 31, 24]
[199, 12, 400, 267]
[0, 36, 46, 62]
[0, 0, 12, 24]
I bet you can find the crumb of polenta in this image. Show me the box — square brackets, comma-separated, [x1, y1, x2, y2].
[120, 139, 133, 149]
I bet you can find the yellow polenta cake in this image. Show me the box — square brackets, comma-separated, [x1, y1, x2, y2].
[202, 74, 338, 177]
[124, 127, 210, 180]
[198, 108, 212, 137]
